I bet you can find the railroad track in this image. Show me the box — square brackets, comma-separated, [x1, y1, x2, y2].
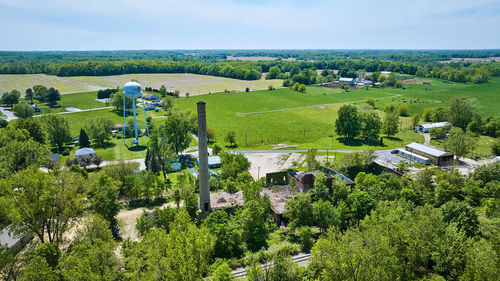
[231, 253, 311, 279]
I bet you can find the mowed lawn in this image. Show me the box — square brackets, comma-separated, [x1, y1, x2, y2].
[0, 73, 283, 96]
[174, 86, 423, 150]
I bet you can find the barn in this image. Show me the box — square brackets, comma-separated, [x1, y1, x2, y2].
[417, 122, 451, 133]
[405, 143, 454, 166]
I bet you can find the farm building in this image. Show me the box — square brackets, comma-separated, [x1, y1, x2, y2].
[75, 147, 95, 159]
[398, 149, 431, 165]
[338, 77, 355, 85]
[417, 122, 451, 133]
[405, 143, 454, 166]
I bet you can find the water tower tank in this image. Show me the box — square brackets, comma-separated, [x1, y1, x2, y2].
[123, 81, 142, 98]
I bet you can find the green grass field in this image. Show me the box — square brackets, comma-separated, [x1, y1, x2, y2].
[371, 77, 500, 117]
[0, 73, 283, 96]
[174, 86, 423, 150]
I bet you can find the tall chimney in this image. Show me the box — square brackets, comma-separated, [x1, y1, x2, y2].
[197, 101, 211, 215]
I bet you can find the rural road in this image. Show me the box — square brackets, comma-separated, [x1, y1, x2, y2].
[423, 133, 431, 145]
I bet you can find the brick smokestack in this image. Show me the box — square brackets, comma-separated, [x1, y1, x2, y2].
[197, 101, 211, 214]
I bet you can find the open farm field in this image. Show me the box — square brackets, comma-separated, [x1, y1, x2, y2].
[0, 73, 282, 96]
[174, 86, 423, 150]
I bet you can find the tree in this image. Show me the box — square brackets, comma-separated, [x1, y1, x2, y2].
[313, 200, 341, 233]
[0, 90, 20, 108]
[292, 82, 300, 91]
[266, 66, 282, 79]
[0, 127, 51, 177]
[225, 131, 236, 147]
[212, 261, 235, 281]
[123, 210, 215, 281]
[25, 88, 34, 103]
[297, 226, 314, 252]
[212, 143, 222, 155]
[430, 127, 447, 139]
[348, 190, 375, 224]
[305, 148, 318, 170]
[441, 200, 479, 237]
[267, 251, 300, 281]
[335, 105, 361, 139]
[207, 127, 215, 142]
[164, 111, 192, 154]
[46, 87, 61, 105]
[284, 193, 313, 229]
[159, 85, 167, 97]
[33, 85, 48, 101]
[411, 114, 420, 130]
[111, 91, 133, 112]
[10, 117, 47, 144]
[147, 128, 176, 178]
[43, 114, 71, 151]
[383, 111, 399, 137]
[445, 127, 477, 160]
[79, 128, 90, 147]
[91, 177, 120, 233]
[84, 116, 114, 144]
[448, 96, 478, 130]
[399, 105, 408, 116]
[12, 103, 34, 118]
[203, 210, 243, 259]
[1, 167, 84, 243]
[239, 199, 269, 251]
[341, 83, 350, 92]
[360, 112, 382, 141]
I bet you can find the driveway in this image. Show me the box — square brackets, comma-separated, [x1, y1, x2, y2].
[0, 106, 17, 121]
[375, 150, 411, 165]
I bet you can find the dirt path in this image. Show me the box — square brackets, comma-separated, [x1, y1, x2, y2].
[423, 133, 431, 145]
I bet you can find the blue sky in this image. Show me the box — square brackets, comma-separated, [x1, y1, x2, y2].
[0, 0, 499, 50]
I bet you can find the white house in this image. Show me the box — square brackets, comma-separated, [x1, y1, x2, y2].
[75, 147, 95, 159]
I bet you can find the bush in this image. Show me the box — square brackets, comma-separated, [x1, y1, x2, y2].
[365, 98, 375, 108]
[0, 119, 8, 128]
[297, 226, 314, 252]
[492, 139, 500, 156]
[398, 105, 409, 116]
[292, 82, 300, 91]
[268, 84, 275, 91]
[282, 79, 291, 87]
[298, 84, 306, 92]
[430, 127, 447, 139]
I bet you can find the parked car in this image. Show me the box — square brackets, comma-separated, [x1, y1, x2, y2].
[391, 149, 399, 154]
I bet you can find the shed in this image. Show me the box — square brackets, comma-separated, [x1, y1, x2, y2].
[417, 122, 451, 133]
[405, 143, 453, 166]
[338, 77, 355, 85]
[197, 156, 222, 169]
[398, 149, 431, 165]
[75, 147, 95, 159]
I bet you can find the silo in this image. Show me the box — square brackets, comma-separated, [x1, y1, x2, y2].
[197, 101, 211, 214]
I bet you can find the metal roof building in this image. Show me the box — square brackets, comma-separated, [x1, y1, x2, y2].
[405, 143, 453, 166]
[417, 122, 451, 133]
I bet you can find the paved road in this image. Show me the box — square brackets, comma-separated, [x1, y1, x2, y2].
[0, 106, 16, 121]
[423, 133, 431, 145]
[227, 149, 359, 154]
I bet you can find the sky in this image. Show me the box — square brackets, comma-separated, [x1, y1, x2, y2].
[0, 0, 499, 51]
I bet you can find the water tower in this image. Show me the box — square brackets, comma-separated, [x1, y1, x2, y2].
[123, 81, 150, 146]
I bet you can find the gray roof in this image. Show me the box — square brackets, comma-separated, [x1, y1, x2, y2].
[339, 77, 354, 82]
[75, 147, 95, 156]
[419, 122, 450, 129]
[399, 149, 430, 161]
[208, 156, 221, 166]
[0, 227, 22, 248]
[406, 143, 451, 158]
